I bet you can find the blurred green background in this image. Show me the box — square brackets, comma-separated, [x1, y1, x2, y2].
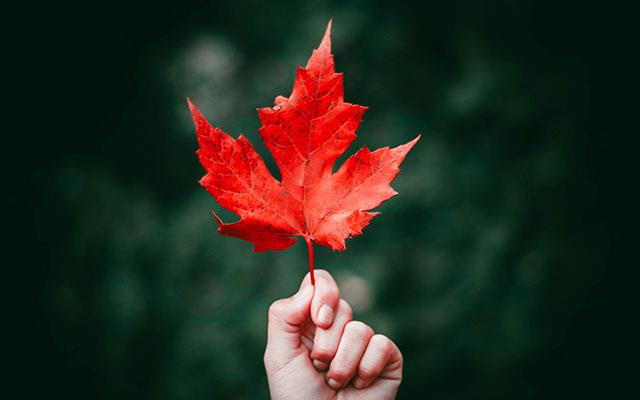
[20, 0, 630, 399]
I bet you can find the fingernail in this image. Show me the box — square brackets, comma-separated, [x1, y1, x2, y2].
[353, 377, 365, 389]
[317, 304, 334, 326]
[327, 378, 341, 389]
[312, 359, 328, 370]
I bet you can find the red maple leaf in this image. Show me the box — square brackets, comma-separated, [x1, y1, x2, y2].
[188, 21, 420, 284]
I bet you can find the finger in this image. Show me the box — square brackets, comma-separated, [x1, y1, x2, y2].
[265, 281, 314, 360]
[311, 299, 352, 370]
[302, 269, 340, 329]
[326, 321, 374, 389]
[353, 334, 403, 390]
[301, 319, 316, 352]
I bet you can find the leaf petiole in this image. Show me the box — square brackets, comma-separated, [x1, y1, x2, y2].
[305, 237, 315, 285]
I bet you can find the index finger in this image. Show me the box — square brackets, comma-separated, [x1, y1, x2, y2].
[299, 269, 340, 329]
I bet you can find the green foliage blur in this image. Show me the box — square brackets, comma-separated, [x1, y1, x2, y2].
[19, 0, 629, 399]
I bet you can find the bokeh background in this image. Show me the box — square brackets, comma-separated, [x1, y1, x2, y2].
[21, 0, 630, 399]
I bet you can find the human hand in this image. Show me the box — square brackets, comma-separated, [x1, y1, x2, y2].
[264, 270, 402, 400]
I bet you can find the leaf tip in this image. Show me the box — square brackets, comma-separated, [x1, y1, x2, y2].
[409, 134, 422, 147]
[394, 134, 421, 158]
[211, 210, 224, 228]
[187, 97, 203, 122]
[319, 19, 333, 51]
[186, 96, 196, 111]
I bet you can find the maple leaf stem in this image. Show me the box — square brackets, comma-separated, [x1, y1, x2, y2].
[305, 237, 315, 285]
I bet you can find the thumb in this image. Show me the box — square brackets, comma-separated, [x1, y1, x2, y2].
[266, 281, 315, 358]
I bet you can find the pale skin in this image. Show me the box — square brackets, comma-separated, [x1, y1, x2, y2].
[264, 270, 403, 400]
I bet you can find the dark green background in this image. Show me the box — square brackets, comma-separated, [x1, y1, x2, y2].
[17, 0, 631, 399]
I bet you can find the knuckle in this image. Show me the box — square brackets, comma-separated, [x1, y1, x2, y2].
[371, 334, 392, 351]
[314, 269, 331, 279]
[371, 334, 403, 372]
[338, 299, 353, 319]
[267, 299, 286, 319]
[315, 271, 339, 291]
[345, 320, 373, 338]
